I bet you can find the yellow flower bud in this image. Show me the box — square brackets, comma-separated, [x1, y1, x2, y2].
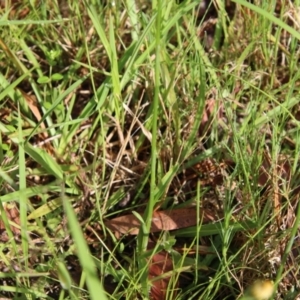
[247, 279, 274, 300]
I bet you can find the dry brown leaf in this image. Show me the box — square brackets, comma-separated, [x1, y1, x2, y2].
[105, 207, 213, 235]
[17, 88, 48, 138]
[149, 251, 177, 300]
[0, 202, 20, 242]
[199, 97, 224, 135]
[258, 152, 292, 228]
[0, 0, 30, 18]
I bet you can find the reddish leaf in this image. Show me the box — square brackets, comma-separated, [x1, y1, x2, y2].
[149, 251, 177, 300]
[105, 207, 214, 235]
[0, 202, 20, 242]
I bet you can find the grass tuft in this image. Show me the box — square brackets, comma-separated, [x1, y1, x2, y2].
[0, 0, 300, 299]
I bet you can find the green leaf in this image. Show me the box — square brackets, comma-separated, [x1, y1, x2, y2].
[27, 197, 68, 220]
[37, 76, 51, 84]
[63, 195, 108, 300]
[57, 261, 72, 290]
[51, 73, 64, 81]
[24, 143, 63, 180]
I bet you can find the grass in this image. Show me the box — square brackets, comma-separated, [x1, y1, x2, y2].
[0, 0, 300, 299]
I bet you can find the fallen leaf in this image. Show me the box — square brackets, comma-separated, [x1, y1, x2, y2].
[105, 207, 214, 235]
[199, 97, 224, 135]
[0, 0, 30, 18]
[0, 202, 20, 242]
[149, 251, 177, 300]
[17, 88, 48, 138]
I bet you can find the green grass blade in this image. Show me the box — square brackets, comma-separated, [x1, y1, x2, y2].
[232, 0, 300, 40]
[18, 105, 28, 272]
[63, 193, 108, 300]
